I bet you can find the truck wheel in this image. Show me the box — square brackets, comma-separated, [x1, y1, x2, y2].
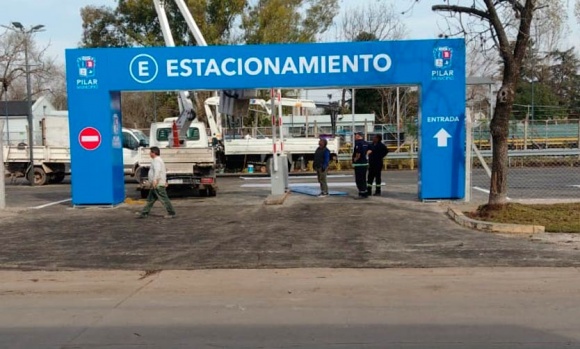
[140, 189, 150, 199]
[28, 167, 47, 186]
[207, 188, 217, 197]
[135, 167, 148, 184]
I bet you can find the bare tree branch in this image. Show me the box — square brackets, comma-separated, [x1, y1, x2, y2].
[511, 1, 535, 68]
[497, 0, 525, 13]
[432, 5, 491, 21]
[483, 0, 513, 65]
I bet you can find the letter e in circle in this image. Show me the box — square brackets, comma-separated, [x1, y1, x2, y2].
[129, 54, 159, 84]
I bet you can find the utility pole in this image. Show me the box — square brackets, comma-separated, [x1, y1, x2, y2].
[1, 79, 9, 145]
[3, 22, 45, 186]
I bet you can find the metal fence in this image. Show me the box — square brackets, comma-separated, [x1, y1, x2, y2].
[468, 119, 579, 201]
[335, 119, 580, 201]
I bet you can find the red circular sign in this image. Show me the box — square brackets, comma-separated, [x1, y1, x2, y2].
[78, 127, 102, 151]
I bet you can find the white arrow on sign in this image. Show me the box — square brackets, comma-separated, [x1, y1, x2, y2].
[434, 128, 452, 147]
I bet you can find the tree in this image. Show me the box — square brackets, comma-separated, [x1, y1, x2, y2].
[410, 0, 562, 206]
[338, 2, 411, 123]
[80, 1, 247, 48]
[0, 29, 65, 108]
[513, 82, 563, 119]
[546, 48, 580, 113]
[340, 1, 406, 42]
[80, 6, 128, 48]
[241, 0, 339, 44]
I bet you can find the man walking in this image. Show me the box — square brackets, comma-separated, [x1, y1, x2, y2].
[352, 132, 369, 198]
[313, 138, 330, 197]
[137, 146, 176, 219]
[367, 134, 388, 196]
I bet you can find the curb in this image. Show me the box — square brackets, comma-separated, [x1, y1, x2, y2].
[447, 207, 545, 234]
[264, 191, 291, 206]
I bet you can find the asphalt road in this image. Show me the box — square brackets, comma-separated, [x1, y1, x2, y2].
[2, 268, 580, 349]
[3, 167, 579, 209]
[471, 167, 580, 200]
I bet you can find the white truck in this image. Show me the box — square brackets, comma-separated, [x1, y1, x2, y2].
[2, 116, 149, 185]
[136, 118, 217, 198]
[204, 97, 341, 173]
[133, 0, 220, 199]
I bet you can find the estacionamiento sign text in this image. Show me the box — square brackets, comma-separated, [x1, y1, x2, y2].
[163, 54, 393, 78]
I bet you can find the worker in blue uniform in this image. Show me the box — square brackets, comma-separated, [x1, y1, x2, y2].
[367, 134, 388, 196]
[352, 132, 369, 198]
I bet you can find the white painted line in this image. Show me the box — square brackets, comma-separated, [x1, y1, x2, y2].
[569, 185, 580, 188]
[240, 174, 351, 180]
[81, 135, 100, 142]
[473, 186, 490, 194]
[473, 186, 511, 201]
[31, 198, 72, 209]
[242, 182, 385, 188]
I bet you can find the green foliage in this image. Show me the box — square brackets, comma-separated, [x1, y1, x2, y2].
[116, 0, 184, 46]
[515, 45, 580, 119]
[80, 6, 128, 48]
[241, 0, 339, 44]
[80, 0, 247, 48]
[514, 82, 564, 120]
[352, 89, 381, 114]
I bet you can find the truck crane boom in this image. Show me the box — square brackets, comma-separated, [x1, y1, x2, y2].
[152, 0, 206, 146]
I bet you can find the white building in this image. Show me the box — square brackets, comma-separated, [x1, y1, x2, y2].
[0, 96, 67, 146]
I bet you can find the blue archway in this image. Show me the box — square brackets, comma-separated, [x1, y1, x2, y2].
[65, 39, 466, 205]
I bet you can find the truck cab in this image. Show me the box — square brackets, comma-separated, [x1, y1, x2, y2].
[149, 118, 210, 149]
[121, 128, 149, 176]
[137, 118, 217, 198]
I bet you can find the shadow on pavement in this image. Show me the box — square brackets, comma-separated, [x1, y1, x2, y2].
[2, 324, 576, 349]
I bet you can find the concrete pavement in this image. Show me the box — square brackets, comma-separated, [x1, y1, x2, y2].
[1, 268, 580, 348]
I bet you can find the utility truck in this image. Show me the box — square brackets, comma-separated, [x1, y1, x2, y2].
[2, 116, 148, 185]
[137, 117, 217, 198]
[203, 97, 341, 173]
[134, 0, 221, 198]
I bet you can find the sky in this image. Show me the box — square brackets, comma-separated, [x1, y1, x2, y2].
[1, 0, 579, 101]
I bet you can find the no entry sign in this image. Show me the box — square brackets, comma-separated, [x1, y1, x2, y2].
[78, 127, 102, 151]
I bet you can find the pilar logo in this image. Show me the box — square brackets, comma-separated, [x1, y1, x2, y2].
[432, 46, 454, 81]
[76, 56, 98, 89]
[78, 56, 96, 77]
[434, 47, 452, 68]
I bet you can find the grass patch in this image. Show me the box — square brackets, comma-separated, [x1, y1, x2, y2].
[466, 203, 580, 233]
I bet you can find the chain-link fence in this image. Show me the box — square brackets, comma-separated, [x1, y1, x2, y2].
[331, 119, 579, 200]
[470, 119, 580, 201]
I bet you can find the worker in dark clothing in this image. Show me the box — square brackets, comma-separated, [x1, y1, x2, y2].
[367, 134, 388, 196]
[352, 132, 369, 198]
[313, 138, 331, 197]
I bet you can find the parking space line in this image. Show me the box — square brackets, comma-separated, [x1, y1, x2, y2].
[570, 185, 580, 188]
[240, 175, 351, 180]
[31, 198, 72, 209]
[473, 186, 511, 201]
[241, 182, 384, 188]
